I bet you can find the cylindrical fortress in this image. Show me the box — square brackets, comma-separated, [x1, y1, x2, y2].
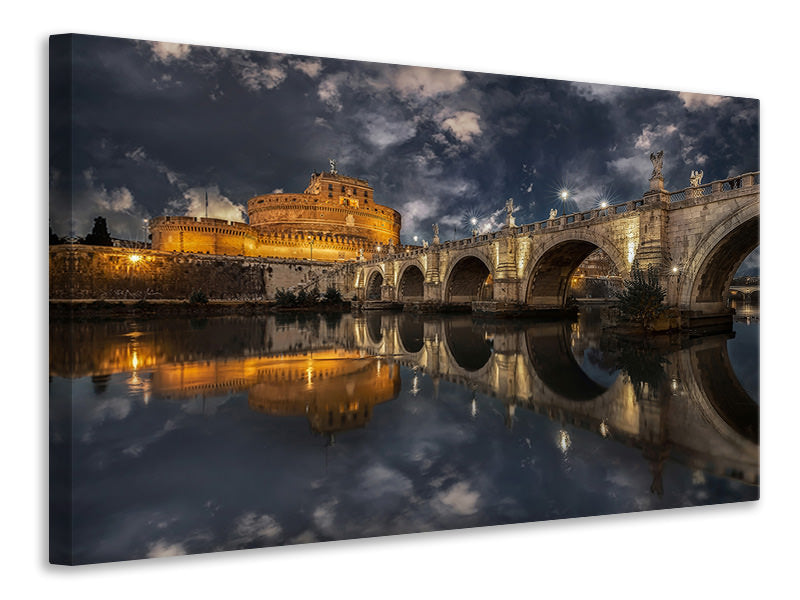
[247, 171, 401, 246]
[150, 169, 401, 262]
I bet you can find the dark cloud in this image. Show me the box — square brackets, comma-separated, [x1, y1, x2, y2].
[51, 34, 759, 268]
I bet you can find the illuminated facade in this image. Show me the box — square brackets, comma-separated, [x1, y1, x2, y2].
[150, 168, 401, 262]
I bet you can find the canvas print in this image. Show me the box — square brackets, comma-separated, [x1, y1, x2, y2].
[49, 34, 759, 565]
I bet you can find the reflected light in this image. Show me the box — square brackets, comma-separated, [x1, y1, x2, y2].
[599, 420, 609, 438]
[411, 374, 420, 397]
[557, 429, 571, 454]
[471, 397, 478, 418]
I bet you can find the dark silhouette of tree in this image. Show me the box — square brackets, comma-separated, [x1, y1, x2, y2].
[614, 264, 667, 330]
[49, 226, 63, 245]
[83, 216, 113, 246]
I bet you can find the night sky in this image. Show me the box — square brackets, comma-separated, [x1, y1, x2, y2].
[50, 34, 760, 272]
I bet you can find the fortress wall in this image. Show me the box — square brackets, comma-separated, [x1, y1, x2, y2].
[150, 216, 377, 262]
[49, 245, 355, 300]
[247, 194, 401, 245]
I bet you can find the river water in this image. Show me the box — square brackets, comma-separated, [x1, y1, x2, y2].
[49, 306, 759, 564]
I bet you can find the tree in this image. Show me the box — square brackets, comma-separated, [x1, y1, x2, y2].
[323, 286, 342, 303]
[49, 226, 62, 245]
[83, 216, 113, 246]
[614, 264, 667, 331]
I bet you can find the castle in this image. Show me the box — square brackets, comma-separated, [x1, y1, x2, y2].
[150, 164, 402, 262]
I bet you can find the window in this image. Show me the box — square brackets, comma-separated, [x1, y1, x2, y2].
[328, 184, 333, 191]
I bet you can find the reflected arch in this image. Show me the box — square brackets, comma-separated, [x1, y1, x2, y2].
[366, 313, 383, 344]
[366, 270, 384, 300]
[445, 255, 493, 303]
[525, 321, 609, 401]
[397, 314, 424, 354]
[690, 336, 759, 444]
[397, 264, 425, 301]
[679, 204, 759, 314]
[525, 232, 628, 309]
[443, 318, 492, 372]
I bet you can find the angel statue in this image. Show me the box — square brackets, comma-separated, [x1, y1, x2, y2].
[505, 198, 516, 227]
[690, 169, 704, 187]
[549, 208, 558, 220]
[649, 150, 664, 179]
[329, 158, 337, 174]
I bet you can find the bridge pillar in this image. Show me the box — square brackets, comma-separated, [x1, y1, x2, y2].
[423, 248, 442, 302]
[493, 233, 522, 303]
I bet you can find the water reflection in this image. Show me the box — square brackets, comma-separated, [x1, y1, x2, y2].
[50, 309, 759, 563]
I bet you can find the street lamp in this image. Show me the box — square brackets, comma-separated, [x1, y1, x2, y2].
[470, 217, 478, 237]
[560, 190, 569, 216]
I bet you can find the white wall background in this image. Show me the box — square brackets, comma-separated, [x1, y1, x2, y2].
[4, 2, 795, 598]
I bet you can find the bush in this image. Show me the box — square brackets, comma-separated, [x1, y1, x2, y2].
[296, 289, 310, 306]
[189, 289, 209, 304]
[614, 265, 666, 330]
[323, 286, 343, 303]
[274, 289, 298, 307]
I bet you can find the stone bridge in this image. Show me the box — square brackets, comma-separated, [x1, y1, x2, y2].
[354, 312, 759, 487]
[347, 171, 759, 323]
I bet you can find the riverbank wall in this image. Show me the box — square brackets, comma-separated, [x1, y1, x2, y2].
[49, 245, 355, 300]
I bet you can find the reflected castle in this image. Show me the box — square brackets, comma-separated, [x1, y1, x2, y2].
[50, 310, 759, 492]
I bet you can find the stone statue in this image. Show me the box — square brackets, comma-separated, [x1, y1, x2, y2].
[432, 223, 440, 245]
[329, 158, 337, 174]
[649, 150, 664, 180]
[690, 169, 704, 187]
[549, 208, 558, 220]
[358, 247, 364, 260]
[504, 198, 516, 228]
[422, 240, 429, 248]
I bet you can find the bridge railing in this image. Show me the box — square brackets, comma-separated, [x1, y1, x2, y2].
[669, 171, 759, 203]
[367, 171, 760, 264]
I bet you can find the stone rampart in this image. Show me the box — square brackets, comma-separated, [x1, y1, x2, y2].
[49, 245, 355, 300]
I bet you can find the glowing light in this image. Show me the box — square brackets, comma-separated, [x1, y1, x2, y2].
[131, 350, 139, 370]
[600, 201, 608, 209]
[557, 429, 571, 454]
[413, 236, 418, 243]
[672, 266, 679, 273]
[560, 190, 569, 200]
[599, 420, 609, 438]
[470, 217, 478, 226]
[129, 254, 142, 263]
[376, 245, 382, 252]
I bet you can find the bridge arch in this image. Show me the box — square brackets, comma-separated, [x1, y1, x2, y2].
[524, 230, 629, 308]
[679, 202, 759, 313]
[444, 253, 494, 303]
[365, 269, 384, 301]
[397, 262, 425, 302]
